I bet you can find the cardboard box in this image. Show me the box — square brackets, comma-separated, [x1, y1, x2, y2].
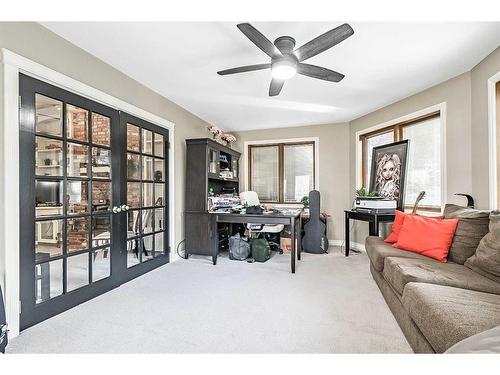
[280, 237, 292, 254]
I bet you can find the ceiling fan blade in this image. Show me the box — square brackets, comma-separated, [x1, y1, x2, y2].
[269, 79, 285, 96]
[294, 23, 354, 62]
[297, 63, 345, 82]
[217, 64, 271, 75]
[237, 23, 281, 58]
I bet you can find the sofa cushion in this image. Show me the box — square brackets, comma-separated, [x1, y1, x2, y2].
[383, 256, 500, 296]
[402, 283, 500, 353]
[465, 211, 500, 283]
[443, 204, 491, 264]
[365, 236, 430, 272]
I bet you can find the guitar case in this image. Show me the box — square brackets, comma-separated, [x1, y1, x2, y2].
[302, 190, 329, 254]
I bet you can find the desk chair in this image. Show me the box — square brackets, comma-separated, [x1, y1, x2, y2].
[240, 191, 284, 251]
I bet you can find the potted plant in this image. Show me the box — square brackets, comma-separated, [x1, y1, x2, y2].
[301, 195, 310, 208]
[356, 187, 381, 198]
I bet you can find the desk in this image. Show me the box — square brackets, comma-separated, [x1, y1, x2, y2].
[210, 211, 302, 273]
[344, 210, 395, 256]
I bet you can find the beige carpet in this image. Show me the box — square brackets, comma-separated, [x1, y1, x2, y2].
[8, 247, 412, 353]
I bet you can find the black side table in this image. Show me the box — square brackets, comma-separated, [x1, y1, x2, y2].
[344, 210, 395, 256]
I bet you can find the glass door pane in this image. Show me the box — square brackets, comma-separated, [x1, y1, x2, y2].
[232, 157, 238, 179]
[208, 148, 218, 175]
[125, 119, 168, 267]
[35, 94, 62, 136]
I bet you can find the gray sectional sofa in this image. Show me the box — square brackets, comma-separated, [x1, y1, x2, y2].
[366, 205, 500, 353]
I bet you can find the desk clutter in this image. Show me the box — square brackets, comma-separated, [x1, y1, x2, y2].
[210, 190, 300, 259]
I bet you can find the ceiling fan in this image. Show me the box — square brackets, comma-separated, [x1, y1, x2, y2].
[217, 23, 354, 96]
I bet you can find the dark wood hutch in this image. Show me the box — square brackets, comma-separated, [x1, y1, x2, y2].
[184, 138, 240, 257]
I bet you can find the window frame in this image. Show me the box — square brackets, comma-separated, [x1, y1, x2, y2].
[359, 111, 441, 212]
[248, 141, 316, 204]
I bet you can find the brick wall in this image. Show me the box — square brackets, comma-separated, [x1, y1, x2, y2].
[92, 113, 110, 146]
[67, 217, 89, 251]
[127, 182, 140, 208]
[127, 123, 140, 150]
[92, 181, 111, 206]
[67, 107, 87, 141]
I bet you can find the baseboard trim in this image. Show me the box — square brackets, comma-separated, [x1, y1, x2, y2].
[329, 240, 366, 252]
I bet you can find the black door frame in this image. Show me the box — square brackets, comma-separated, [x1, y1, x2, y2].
[118, 112, 170, 284]
[19, 74, 170, 330]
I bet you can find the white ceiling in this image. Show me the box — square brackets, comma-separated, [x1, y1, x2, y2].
[41, 22, 500, 131]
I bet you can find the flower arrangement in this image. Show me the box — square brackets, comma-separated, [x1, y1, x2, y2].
[221, 133, 236, 143]
[207, 126, 237, 147]
[207, 126, 223, 139]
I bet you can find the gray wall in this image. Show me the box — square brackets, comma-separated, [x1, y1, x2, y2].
[233, 123, 351, 243]
[471, 47, 500, 209]
[0, 22, 209, 289]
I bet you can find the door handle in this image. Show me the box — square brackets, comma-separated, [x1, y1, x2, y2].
[112, 206, 122, 214]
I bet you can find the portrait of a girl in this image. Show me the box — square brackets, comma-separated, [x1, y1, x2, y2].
[375, 153, 401, 201]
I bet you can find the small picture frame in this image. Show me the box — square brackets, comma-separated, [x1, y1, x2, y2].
[369, 140, 409, 211]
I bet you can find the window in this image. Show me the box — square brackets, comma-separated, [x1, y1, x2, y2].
[250, 145, 279, 202]
[249, 141, 315, 203]
[359, 112, 441, 210]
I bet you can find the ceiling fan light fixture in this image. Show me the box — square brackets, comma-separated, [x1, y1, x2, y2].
[271, 59, 297, 80]
[218, 23, 353, 95]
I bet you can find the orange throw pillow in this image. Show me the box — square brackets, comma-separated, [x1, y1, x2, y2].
[384, 210, 408, 243]
[393, 215, 459, 262]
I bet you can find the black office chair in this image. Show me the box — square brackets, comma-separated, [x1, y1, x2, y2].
[0, 285, 8, 353]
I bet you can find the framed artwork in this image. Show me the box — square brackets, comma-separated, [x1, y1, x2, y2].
[369, 140, 409, 210]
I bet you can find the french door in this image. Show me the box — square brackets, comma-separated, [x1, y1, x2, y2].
[120, 112, 170, 282]
[19, 74, 169, 329]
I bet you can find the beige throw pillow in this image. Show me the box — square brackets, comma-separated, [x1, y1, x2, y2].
[443, 204, 491, 264]
[464, 211, 500, 283]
